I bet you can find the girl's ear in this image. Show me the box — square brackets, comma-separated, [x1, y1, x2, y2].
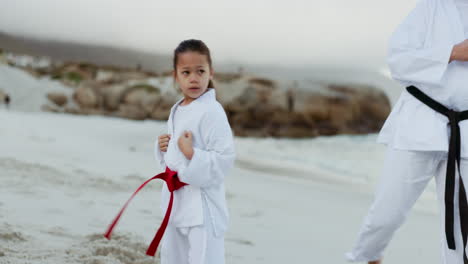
[209, 67, 214, 80]
[172, 70, 177, 80]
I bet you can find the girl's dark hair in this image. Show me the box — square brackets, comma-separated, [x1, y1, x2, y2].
[173, 39, 214, 88]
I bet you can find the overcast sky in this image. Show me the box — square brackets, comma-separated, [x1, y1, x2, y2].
[0, 0, 419, 69]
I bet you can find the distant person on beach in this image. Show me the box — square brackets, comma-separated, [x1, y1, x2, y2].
[104, 39, 235, 264]
[346, 0, 468, 263]
[0, 91, 9, 109]
[5, 94, 10, 109]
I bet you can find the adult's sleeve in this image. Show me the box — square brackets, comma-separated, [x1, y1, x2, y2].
[387, 0, 453, 87]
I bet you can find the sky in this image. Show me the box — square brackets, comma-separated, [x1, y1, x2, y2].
[0, 0, 419, 69]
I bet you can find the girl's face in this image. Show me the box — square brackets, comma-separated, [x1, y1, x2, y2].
[174, 51, 213, 105]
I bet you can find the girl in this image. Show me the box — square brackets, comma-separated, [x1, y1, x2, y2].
[155, 39, 235, 264]
[104, 39, 235, 264]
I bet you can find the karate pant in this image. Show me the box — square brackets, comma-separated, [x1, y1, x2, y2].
[160, 222, 225, 264]
[346, 147, 468, 263]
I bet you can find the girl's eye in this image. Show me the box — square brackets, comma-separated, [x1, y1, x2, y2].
[182, 71, 189, 75]
[198, 69, 205, 74]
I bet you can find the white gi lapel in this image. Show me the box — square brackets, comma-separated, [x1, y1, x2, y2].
[167, 97, 184, 135]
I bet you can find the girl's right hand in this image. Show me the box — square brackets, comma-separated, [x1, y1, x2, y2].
[158, 134, 171, 152]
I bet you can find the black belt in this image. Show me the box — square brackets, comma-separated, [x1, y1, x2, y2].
[407, 86, 468, 263]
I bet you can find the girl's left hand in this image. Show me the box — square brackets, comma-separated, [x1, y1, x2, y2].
[178, 131, 194, 160]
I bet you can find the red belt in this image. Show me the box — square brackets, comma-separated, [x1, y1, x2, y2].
[104, 167, 188, 256]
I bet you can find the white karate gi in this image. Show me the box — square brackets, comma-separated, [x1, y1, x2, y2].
[154, 88, 236, 264]
[347, 0, 468, 262]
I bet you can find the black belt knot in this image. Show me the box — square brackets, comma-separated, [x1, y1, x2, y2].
[447, 110, 461, 124]
[407, 86, 468, 263]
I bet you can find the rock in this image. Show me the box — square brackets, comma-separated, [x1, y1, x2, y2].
[62, 106, 106, 116]
[122, 89, 147, 106]
[3, 50, 391, 138]
[64, 107, 81, 115]
[117, 84, 161, 116]
[41, 104, 60, 113]
[119, 71, 149, 81]
[150, 93, 178, 120]
[218, 78, 391, 138]
[248, 77, 275, 88]
[117, 104, 147, 120]
[214, 72, 242, 83]
[122, 84, 160, 107]
[78, 108, 108, 116]
[100, 84, 128, 111]
[95, 70, 115, 83]
[46, 92, 68, 107]
[141, 93, 161, 114]
[53, 63, 97, 86]
[73, 84, 100, 109]
[73, 80, 106, 108]
[326, 84, 391, 133]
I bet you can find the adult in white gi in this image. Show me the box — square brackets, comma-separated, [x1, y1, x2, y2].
[346, 0, 468, 263]
[155, 88, 236, 264]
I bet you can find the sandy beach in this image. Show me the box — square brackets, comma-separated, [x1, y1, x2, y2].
[0, 107, 442, 264]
